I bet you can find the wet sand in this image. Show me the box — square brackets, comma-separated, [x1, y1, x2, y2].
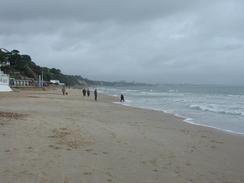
[0, 88, 244, 183]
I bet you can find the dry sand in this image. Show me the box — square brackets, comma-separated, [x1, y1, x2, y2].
[0, 88, 244, 183]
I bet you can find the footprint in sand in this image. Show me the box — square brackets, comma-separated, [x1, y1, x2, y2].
[185, 161, 191, 166]
[48, 144, 61, 150]
[83, 172, 92, 175]
[60, 127, 67, 131]
[105, 171, 113, 182]
[210, 139, 224, 144]
[26, 146, 33, 152]
[180, 129, 190, 135]
[64, 177, 71, 183]
[105, 171, 112, 177]
[153, 168, 159, 172]
[141, 160, 147, 165]
[210, 145, 216, 149]
[85, 148, 93, 152]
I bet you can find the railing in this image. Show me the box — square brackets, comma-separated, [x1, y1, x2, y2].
[9, 79, 49, 88]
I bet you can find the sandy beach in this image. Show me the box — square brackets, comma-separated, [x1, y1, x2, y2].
[0, 88, 244, 183]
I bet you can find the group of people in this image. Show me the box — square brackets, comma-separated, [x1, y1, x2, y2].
[82, 88, 98, 101]
[81, 88, 124, 103]
[62, 86, 125, 103]
[82, 88, 90, 97]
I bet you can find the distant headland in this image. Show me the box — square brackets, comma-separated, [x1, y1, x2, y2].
[0, 48, 154, 87]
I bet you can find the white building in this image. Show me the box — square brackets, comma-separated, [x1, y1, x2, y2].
[0, 70, 11, 92]
[50, 80, 65, 86]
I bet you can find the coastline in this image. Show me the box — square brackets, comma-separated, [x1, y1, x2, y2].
[113, 98, 244, 137]
[1, 88, 244, 183]
[99, 85, 244, 135]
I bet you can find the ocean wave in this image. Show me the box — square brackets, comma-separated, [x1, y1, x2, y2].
[189, 104, 244, 116]
[137, 91, 185, 98]
[125, 89, 139, 92]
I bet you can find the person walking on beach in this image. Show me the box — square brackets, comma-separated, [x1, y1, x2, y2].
[120, 94, 125, 102]
[87, 88, 90, 97]
[62, 86, 66, 96]
[82, 88, 86, 96]
[94, 89, 98, 101]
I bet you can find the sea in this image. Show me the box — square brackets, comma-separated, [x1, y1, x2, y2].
[98, 84, 244, 135]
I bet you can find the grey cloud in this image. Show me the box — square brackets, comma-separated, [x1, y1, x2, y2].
[1, 0, 244, 85]
[0, 0, 206, 22]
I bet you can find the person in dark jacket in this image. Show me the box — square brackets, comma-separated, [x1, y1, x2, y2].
[82, 88, 86, 96]
[120, 94, 125, 102]
[94, 89, 97, 101]
[62, 86, 66, 96]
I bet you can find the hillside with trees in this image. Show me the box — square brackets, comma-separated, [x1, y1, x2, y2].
[0, 48, 154, 87]
[0, 48, 91, 86]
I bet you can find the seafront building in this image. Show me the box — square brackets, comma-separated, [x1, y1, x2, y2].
[0, 48, 11, 91]
[50, 79, 65, 86]
[0, 69, 11, 91]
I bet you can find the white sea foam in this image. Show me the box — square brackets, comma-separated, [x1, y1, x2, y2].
[125, 89, 139, 92]
[182, 118, 244, 136]
[189, 104, 244, 116]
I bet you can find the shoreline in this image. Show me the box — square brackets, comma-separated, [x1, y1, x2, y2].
[1, 88, 244, 182]
[112, 97, 244, 137]
[3, 87, 244, 137]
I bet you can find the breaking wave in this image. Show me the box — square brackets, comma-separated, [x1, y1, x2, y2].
[190, 104, 244, 116]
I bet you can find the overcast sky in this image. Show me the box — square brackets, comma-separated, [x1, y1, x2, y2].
[1, 0, 244, 85]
